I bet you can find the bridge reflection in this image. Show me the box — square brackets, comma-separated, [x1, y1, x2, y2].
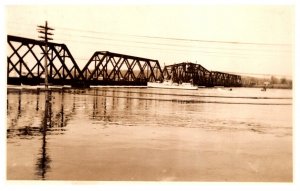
[7, 88, 73, 179]
[35, 91, 51, 179]
[7, 87, 164, 179]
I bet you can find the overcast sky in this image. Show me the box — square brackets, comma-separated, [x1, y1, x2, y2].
[6, 4, 294, 77]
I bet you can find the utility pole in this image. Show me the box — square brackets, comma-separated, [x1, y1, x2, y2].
[37, 21, 54, 89]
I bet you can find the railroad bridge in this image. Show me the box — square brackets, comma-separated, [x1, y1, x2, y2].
[81, 51, 163, 86]
[163, 62, 242, 87]
[7, 35, 241, 87]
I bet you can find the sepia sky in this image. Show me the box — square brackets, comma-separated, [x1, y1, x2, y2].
[5, 4, 294, 77]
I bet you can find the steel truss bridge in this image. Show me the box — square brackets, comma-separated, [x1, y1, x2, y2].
[163, 62, 242, 87]
[7, 35, 241, 87]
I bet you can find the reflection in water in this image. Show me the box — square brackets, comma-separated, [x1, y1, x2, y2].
[7, 90, 68, 138]
[91, 89, 111, 123]
[36, 89, 40, 111]
[7, 88, 72, 180]
[35, 91, 52, 180]
[7, 87, 293, 181]
[92, 89, 98, 119]
[60, 92, 64, 127]
[17, 90, 22, 118]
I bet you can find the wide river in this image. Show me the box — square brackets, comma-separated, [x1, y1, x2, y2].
[6, 86, 293, 181]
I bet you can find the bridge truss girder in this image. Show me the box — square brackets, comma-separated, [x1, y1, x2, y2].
[210, 71, 242, 87]
[81, 51, 163, 85]
[163, 62, 241, 87]
[7, 35, 241, 87]
[7, 35, 83, 85]
[163, 62, 210, 85]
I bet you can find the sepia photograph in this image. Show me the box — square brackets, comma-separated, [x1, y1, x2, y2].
[2, 0, 298, 190]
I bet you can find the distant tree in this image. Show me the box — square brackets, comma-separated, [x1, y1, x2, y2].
[270, 76, 278, 84]
[288, 80, 293, 87]
[280, 77, 287, 84]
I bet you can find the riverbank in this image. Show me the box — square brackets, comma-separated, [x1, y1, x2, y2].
[243, 84, 292, 89]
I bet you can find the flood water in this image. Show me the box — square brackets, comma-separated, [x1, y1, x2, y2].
[6, 86, 293, 181]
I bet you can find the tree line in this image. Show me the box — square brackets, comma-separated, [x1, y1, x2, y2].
[241, 75, 292, 89]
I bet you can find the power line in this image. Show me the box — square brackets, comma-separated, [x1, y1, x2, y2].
[49, 34, 292, 57]
[53, 37, 275, 58]
[7, 23, 292, 58]
[7, 21, 291, 47]
[7, 22, 292, 54]
[53, 25, 292, 47]
[67, 33, 292, 53]
[6, 31, 292, 78]
[6, 23, 293, 77]
[7, 30, 290, 59]
[7, 29, 291, 59]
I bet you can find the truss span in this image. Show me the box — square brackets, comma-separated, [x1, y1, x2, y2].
[7, 35, 84, 86]
[81, 51, 163, 86]
[163, 62, 242, 87]
[7, 35, 241, 87]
